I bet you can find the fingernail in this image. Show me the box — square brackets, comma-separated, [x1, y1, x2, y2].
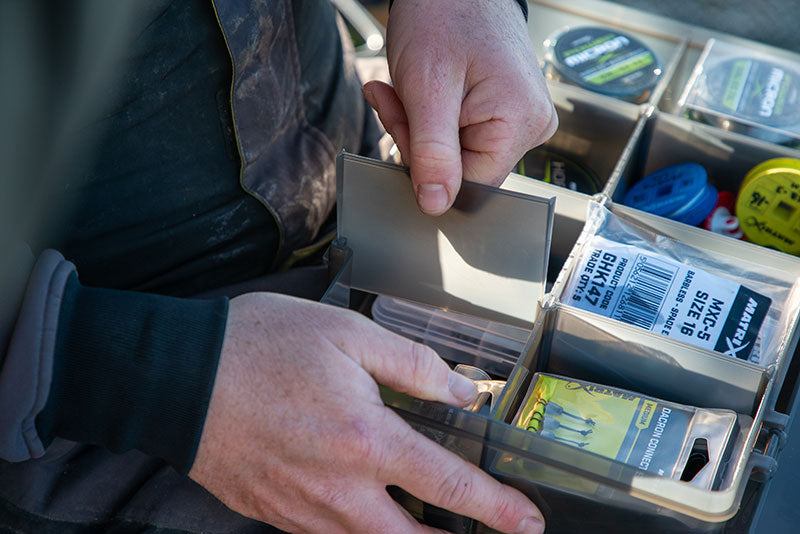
[416, 184, 449, 215]
[517, 516, 545, 534]
[448, 371, 476, 403]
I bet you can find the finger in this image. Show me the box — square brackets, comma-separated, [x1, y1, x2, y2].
[398, 66, 464, 215]
[459, 120, 521, 186]
[343, 490, 452, 534]
[381, 413, 545, 534]
[362, 81, 410, 162]
[316, 305, 475, 406]
[459, 103, 558, 187]
[457, 83, 558, 187]
[355, 325, 477, 406]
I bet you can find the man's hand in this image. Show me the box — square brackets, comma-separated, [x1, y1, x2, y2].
[362, 0, 557, 216]
[189, 293, 545, 534]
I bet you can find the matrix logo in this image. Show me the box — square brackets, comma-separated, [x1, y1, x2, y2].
[723, 297, 757, 357]
[714, 287, 771, 361]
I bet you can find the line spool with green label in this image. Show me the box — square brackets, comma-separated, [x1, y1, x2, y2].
[544, 26, 662, 103]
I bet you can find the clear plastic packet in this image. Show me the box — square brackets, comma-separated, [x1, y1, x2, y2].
[371, 295, 529, 378]
[561, 203, 800, 369]
[679, 39, 800, 147]
[514, 373, 738, 490]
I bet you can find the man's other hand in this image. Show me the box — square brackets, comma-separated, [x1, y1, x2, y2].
[189, 293, 545, 534]
[362, 0, 557, 216]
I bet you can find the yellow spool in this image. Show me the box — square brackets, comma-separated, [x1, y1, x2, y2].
[736, 158, 800, 255]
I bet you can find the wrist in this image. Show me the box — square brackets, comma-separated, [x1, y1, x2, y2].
[36, 273, 229, 474]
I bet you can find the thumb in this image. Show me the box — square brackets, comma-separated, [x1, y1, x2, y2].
[401, 77, 463, 216]
[356, 328, 477, 407]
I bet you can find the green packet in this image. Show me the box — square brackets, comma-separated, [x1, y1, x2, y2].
[513, 373, 739, 490]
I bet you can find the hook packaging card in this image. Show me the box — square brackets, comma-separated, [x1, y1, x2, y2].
[516, 374, 738, 490]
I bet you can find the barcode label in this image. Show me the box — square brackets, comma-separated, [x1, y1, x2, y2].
[612, 256, 677, 329]
[563, 236, 772, 365]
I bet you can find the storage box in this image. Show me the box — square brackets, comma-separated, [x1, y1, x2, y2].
[323, 2, 800, 532]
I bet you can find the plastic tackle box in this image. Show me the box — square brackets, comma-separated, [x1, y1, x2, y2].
[323, 1, 800, 532]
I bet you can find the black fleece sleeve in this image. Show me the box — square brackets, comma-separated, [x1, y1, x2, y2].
[35, 272, 228, 474]
[388, 0, 529, 21]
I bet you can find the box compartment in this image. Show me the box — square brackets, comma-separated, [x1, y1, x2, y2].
[526, 0, 685, 107]
[517, 83, 642, 196]
[610, 111, 800, 206]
